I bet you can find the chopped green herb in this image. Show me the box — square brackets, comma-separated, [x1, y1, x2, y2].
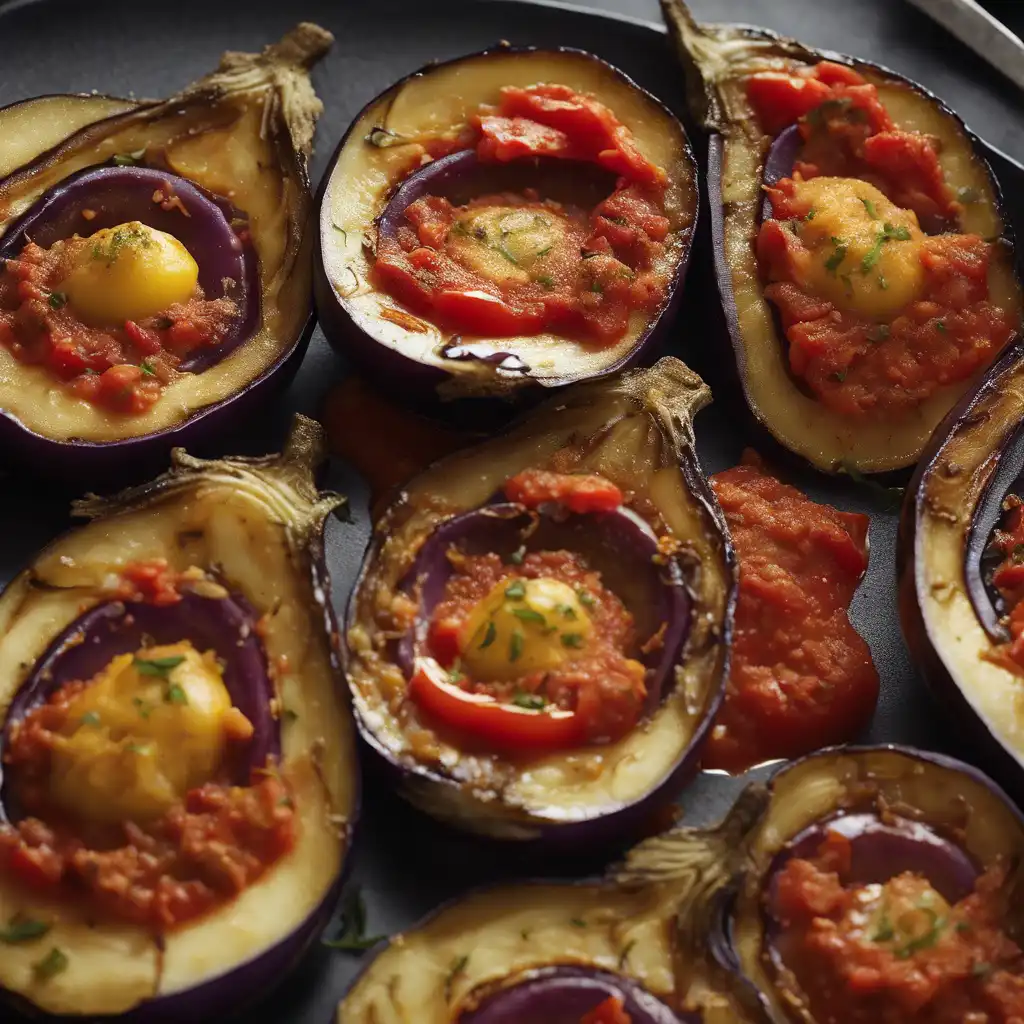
[570, 917, 587, 927]
[830, 368, 848, 383]
[536, 273, 555, 288]
[509, 547, 526, 566]
[282, 708, 299, 723]
[112, 149, 146, 166]
[956, 921, 972, 934]
[511, 607, 546, 625]
[804, 207, 817, 221]
[323, 887, 385, 953]
[861, 197, 878, 219]
[512, 692, 547, 710]
[590, 280, 604, 294]
[140, 360, 156, 376]
[33, 947, 68, 981]
[957, 186, 981, 204]
[444, 955, 470, 1002]
[972, 961, 992, 978]
[871, 915, 895, 943]
[479, 621, 498, 649]
[535, 245, 553, 257]
[496, 242, 519, 266]
[825, 239, 849, 274]
[332, 223, 348, 244]
[556, 603, 578, 620]
[868, 324, 891, 343]
[936, 320, 948, 333]
[79, 711, 101, 727]
[165, 683, 188, 706]
[0, 916, 51, 944]
[48, 291, 67, 310]
[883, 221, 912, 242]
[132, 696, 153, 720]
[576, 588, 595, 608]
[133, 654, 185, 677]
[861, 238, 885, 272]
[787, 219, 801, 235]
[126, 742, 152, 755]
[581, 250, 600, 259]
[505, 580, 526, 600]
[607, 216, 628, 225]
[894, 910, 945, 959]
[561, 633, 584, 649]
[509, 630, 524, 662]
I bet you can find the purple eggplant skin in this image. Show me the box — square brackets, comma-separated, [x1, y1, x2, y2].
[897, 338, 1024, 804]
[342, 357, 736, 850]
[314, 45, 698, 410]
[0, 164, 261, 374]
[396, 502, 691, 721]
[662, 0, 1022, 477]
[0, 415, 359, 1022]
[685, 745, 1024, 1024]
[0, 25, 331, 486]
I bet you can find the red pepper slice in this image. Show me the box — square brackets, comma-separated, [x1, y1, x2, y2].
[581, 996, 632, 1024]
[408, 658, 585, 751]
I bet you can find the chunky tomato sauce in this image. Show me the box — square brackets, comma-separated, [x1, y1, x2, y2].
[770, 831, 1024, 1024]
[0, 682, 294, 930]
[759, 183, 1013, 418]
[747, 62, 1014, 419]
[706, 453, 878, 772]
[373, 84, 674, 344]
[747, 61, 955, 227]
[0, 237, 235, 415]
[428, 549, 644, 743]
[987, 497, 1024, 674]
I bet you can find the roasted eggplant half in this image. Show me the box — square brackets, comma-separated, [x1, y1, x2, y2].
[661, 0, 1021, 475]
[0, 24, 331, 480]
[0, 417, 357, 1019]
[316, 47, 697, 404]
[336, 826, 758, 1024]
[618, 745, 1024, 1024]
[344, 356, 735, 845]
[899, 342, 1024, 798]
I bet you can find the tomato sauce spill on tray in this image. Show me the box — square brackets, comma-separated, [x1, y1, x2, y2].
[706, 451, 879, 772]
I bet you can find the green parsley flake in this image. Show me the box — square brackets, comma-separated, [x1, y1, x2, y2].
[861, 197, 878, 219]
[512, 692, 547, 710]
[561, 633, 584, 649]
[0, 916, 51, 944]
[133, 654, 185, 677]
[80, 711, 101, 727]
[509, 547, 525, 566]
[504, 580, 526, 600]
[509, 630, 524, 662]
[590, 280, 604, 294]
[830, 368, 848, 383]
[33, 947, 68, 981]
[576, 588, 595, 608]
[48, 291, 67, 310]
[511, 606, 546, 625]
[479, 621, 497, 649]
[165, 683, 188, 705]
[536, 274, 555, 288]
[804, 207, 817, 221]
[936, 320, 948, 333]
[140, 360, 156, 376]
[825, 238, 849, 274]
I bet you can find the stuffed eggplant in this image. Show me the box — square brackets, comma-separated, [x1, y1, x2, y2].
[336, 812, 762, 1024]
[0, 416, 357, 1019]
[344, 357, 735, 845]
[617, 745, 1024, 1024]
[316, 47, 698, 404]
[0, 24, 331, 480]
[899, 342, 1024, 798]
[661, 0, 1022, 475]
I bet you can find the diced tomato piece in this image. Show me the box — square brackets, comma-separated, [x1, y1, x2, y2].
[408, 658, 585, 751]
[8, 843, 63, 888]
[504, 469, 624, 513]
[581, 996, 632, 1024]
[812, 61, 866, 87]
[166, 319, 208, 354]
[124, 319, 164, 355]
[46, 338, 91, 379]
[405, 195, 456, 249]
[427, 616, 463, 667]
[477, 114, 573, 162]
[862, 130, 955, 221]
[746, 72, 832, 134]
[432, 288, 546, 336]
[119, 559, 183, 606]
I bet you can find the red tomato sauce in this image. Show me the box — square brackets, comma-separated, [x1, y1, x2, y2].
[987, 498, 1024, 674]
[373, 84, 674, 344]
[747, 61, 955, 228]
[770, 831, 1024, 1024]
[706, 452, 878, 772]
[581, 996, 632, 1024]
[758, 184, 1013, 418]
[0, 238, 235, 415]
[0, 681, 294, 931]
[427, 549, 645, 743]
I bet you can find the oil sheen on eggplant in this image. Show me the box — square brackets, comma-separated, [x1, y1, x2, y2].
[344, 357, 735, 844]
[337, 841, 751, 1023]
[0, 417, 357, 1019]
[899, 342, 1024, 798]
[0, 24, 330, 467]
[660, 0, 1021, 474]
[616, 745, 1024, 1024]
[316, 47, 697, 401]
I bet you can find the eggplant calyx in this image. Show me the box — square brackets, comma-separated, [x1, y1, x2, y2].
[630, 356, 711, 452]
[659, 0, 815, 130]
[611, 782, 770, 950]
[73, 414, 344, 539]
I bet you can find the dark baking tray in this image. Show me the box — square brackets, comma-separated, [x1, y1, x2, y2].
[0, 0, 1022, 1021]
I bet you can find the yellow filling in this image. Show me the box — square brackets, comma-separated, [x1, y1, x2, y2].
[61, 221, 199, 326]
[49, 640, 252, 823]
[790, 177, 925, 319]
[459, 576, 593, 682]
[447, 206, 567, 285]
